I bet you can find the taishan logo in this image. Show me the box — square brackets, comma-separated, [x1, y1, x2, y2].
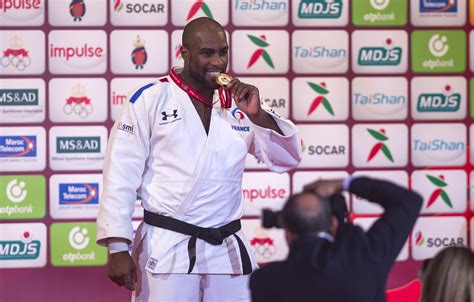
[358, 38, 402, 66]
[131, 35, 147, 69]
[64, 84, 93, 119]
[247, 35, 274, 69]
[1, 35, 31, 71]
[417, 84, 460, 112]
[113, 0, 165, 14]
[298, 0, 342, 18]
[420, 0, 457, 13]
[0, 231, 40, 260]
[0, 136, 36, 157]
[366, 128, 394, 162]
[307, 82, 334, 116]
[69, 0, 86, 22]
[415, 231, 425, 246]
[187, 0, 213, 20]
[0, 0, 41, 12]
[426, 174, 452, 208]
[234, 0, 287, 11]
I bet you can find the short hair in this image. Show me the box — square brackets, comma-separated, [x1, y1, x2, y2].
[182, 17, 225, 49]
[421, 246, 474, 302]
[281, 192, 332, 235]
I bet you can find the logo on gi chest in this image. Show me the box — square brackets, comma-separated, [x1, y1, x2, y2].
[160, 109, 180, 125]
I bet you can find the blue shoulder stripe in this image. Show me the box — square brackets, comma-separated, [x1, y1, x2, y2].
[129, 82, 156, 104]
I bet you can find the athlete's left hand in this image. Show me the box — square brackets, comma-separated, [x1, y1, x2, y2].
[226, 79, 262, 118]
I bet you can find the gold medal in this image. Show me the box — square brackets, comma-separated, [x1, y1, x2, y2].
[216, 73, 233, 87]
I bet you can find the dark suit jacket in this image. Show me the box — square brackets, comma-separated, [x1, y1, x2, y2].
[250, 177, 422, 302]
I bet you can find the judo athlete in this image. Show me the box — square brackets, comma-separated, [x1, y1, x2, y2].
[96, 17, 302, 302]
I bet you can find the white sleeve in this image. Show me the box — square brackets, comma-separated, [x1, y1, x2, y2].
[96, 89, 151, 246]
[249, 104, 302, 173]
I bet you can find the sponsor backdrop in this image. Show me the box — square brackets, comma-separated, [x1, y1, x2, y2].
[1, 0, 473, 301]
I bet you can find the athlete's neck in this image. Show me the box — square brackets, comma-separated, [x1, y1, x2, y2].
[179, 70, 214, 100]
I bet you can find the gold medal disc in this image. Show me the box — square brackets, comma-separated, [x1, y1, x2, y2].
[216, 73, 233, 87]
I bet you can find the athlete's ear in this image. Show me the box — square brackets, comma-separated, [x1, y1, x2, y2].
[181, 46, 190, 63]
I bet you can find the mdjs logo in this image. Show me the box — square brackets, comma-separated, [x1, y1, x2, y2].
[297, 0, 343, 18]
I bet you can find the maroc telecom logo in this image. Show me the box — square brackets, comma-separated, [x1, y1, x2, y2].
[59, 183, 99, 205]
[420, 0, 457, 13]
[69, 0, 86, 21]
[358, 37, 402, 66]
[247, 35, 274, 69]
[307, 82, 334, 116]
[426, 174, 453, 208]
[1, 35, 31, 71]
[0, 136, 37, 157]
[366, 128, 393, 162]
[415, 231, 425, 246]
[187, 0, 213, 20]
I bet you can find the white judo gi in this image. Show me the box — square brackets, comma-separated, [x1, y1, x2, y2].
[96, 69, 302, 301]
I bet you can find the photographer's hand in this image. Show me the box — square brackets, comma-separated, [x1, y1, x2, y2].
[303, 179, 344, 198]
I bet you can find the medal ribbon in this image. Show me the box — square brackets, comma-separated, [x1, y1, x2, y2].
[170, 68, 232, 109]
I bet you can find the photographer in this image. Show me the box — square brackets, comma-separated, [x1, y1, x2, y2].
[249, 176, 422, 302]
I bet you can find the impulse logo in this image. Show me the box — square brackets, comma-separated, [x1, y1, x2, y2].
[247, 35, 274, 69]
[0, 0, 41, 12]
[417, 84, 460, 112]
[358, 38, 402, 66]
[131, 35, 147, 69]
[307, 82, 334, 116]
[426, 174, 452, 208]
[420, 0, 457, 12]
[59, 183, 99, 205]
[56, 136, 100, 153]
[0, 89, 38, 106]
[298, 0, 343, 18]
[0, 231, 40, 260]
[242, 186, 286, 202]
[69, 0, 86, 22]
[0, 136, 36, 157]
[187, 0, 213, 20]
[49, 43, 103, 61]
[366, 128, 394, 162]
[1, 35, 31, 71]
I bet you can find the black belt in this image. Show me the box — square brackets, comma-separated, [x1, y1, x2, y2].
[144, 210, 252, 275]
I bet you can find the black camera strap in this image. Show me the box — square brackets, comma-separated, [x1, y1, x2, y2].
[143, 210, 252, 275]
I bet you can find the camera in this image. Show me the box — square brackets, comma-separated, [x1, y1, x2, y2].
[261, 194, 348, 229]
